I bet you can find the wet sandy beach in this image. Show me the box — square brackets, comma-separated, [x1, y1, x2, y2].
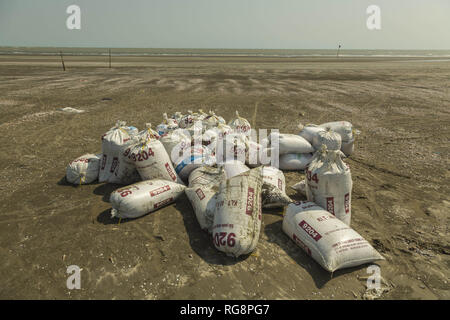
[0, 54, 448, 299]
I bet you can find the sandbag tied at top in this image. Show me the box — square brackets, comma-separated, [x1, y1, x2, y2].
[228, 111, 251, 136]
[138, 123, 160, 141]
[99, 120, 137, 183]
[66, 153, 101, 185]
[268, 132, 314, 154]
[156, 113, 179, 137]
[318, 121, 359, 156]
[306, 145, 352, 226]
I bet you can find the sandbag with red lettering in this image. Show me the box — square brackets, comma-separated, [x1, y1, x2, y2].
[305, 146, 352, 225]
[126, 136, 183, 184]
[186, 166, 226, 232]
[212, 167, 263, 257]
[110, 180, 186, 219]
[282, 201, 384, 272]
[66, 153, 101, 184]
[228, 111, 251, 136]
[99, 121, 138, 183]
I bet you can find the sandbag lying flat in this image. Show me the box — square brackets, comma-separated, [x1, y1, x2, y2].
[279, 153, 313, 170]
[173, 146, 215, 182]
[188, 166, 226, 188]
[110, 180, 186, 219]
[318, 121, 354, 142]
[298, 124, 323, 144]
[318, 121, 357, 156]
[212, 168, 263, 257]
[299, 122, 356, 156]
[282, 201, 384, 272]
[268, 132, 314, 154]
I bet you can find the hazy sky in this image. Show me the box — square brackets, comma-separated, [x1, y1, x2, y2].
[1, 0, 449, 49]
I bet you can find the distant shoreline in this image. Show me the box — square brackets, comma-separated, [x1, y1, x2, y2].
[1, 47, 450, 59]
[1, 54, 449, 68]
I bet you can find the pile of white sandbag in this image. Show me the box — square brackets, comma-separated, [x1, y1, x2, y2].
[63, 111, 382, 273]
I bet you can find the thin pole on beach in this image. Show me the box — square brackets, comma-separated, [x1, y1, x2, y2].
[60, 51, 66, 71]
[337, 44, 341, 57]
[109, 48, 111, 68]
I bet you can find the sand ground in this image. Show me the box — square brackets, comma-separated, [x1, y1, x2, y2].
[0, 54, 449, 299]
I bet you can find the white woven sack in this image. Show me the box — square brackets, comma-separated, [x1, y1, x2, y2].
[110, 180, 186, 219]
[172, 112, 184, 125]
[126, 137, 183, 184]
[188, 166, 226, 188]
[305, 147, 352, 225]
[173, 145, 216, 182]
[159, 128, 191, 161]
[108, 143, 140, 185]
[156, 113, 179, 136]
[212, 168, 263, 257]
[215, 133, 248, 164]
[138, 123, 160, 140]
[298, 124, 325, 144]
[268, 132, 314, 154]
[228, 111, 251, 136]
[282, 201, 384, 272]
[245, 140, 264, 167]
[178, 110, 195, 129]
[66, 153, 101, 184]
[223, 160, 250, 179]
[279, 153, 313, 170]
[341, 138, 355, 157]
[202, 111, 226, 130]
[185, 184, 219, 233]
[216, 123, 233, 139]
[313, 129, 342, 151]
[99, 121, 137, 183]
[318, 121, 354, 142]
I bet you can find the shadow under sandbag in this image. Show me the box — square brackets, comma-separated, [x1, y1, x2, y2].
[57, 176, 82, 188]
[96, 208, 135, 225]
[93, 182, 122, 203]
[264, 220, 369, 289]
[174, 194, 250, 267]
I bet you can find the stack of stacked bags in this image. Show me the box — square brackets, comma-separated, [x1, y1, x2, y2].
[65, 111, 383, 273]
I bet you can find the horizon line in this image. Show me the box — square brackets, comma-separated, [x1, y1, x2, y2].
[1, 46, 450, 51]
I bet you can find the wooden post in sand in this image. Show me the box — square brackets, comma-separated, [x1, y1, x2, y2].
[60, 51, 66, 71]
[109, 48, 111, 68]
